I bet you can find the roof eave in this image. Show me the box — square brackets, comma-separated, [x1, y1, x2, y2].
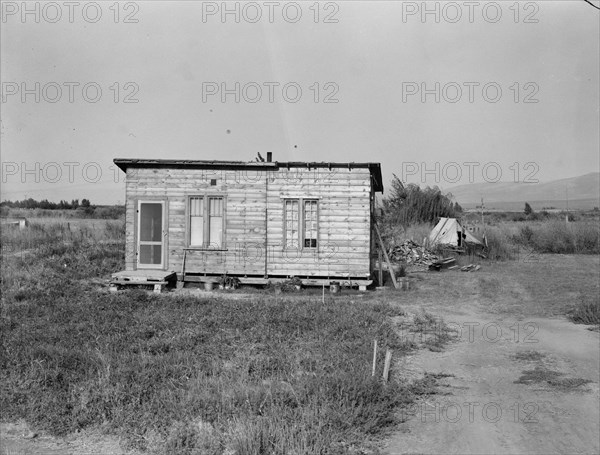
[113, 158, 384, 192]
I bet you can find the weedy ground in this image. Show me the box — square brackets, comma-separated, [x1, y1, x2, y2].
[1, 220, 444, 454]
[2, 218, 597, 453]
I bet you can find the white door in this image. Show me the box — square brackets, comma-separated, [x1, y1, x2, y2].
[137, 201, 165, 269]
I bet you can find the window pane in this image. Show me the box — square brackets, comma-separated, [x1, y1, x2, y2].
[209, 216, 223, 247]
[190, 197, 204, 246]
[303, 200, 318, 248]
[190, 197, 204, 216]
[140, 203, 162, 242]
[190, 216, 203, 246]
[139, 244, 162, 264]
[208, 197, 224, 247]
[284, 200, 299, 248]
[210, 198, 223, 216]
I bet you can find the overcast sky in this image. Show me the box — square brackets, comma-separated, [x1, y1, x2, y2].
[1, 0, 598, 204]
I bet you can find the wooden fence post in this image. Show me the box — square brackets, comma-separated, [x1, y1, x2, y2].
[378, 248, 383, 286]
[374, 222, 399, 289]
[382, 349, 392, 383]
[372, 340, 378, 377]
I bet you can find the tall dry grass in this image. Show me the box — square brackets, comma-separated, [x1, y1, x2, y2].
[1, 220, 428, 454]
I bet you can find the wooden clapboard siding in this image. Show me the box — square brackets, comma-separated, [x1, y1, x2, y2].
[265, 167, 371, 277]
[123, 166, 374, 278]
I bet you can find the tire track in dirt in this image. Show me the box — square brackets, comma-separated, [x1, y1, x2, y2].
[385, 302, 599, 454]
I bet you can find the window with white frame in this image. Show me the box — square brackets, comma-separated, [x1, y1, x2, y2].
[303, 200, 318, 248]
[208, 197, 224, 247]
[284, 199, 318, 249]
[189, 197, 204, 246]
[284, 199, 299, 248]
[189, 196, 225, 248]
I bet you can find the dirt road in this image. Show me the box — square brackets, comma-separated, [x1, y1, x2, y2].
[385, 256, 600, 455]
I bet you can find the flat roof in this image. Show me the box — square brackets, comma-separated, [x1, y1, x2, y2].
[113, 158, 383, 192]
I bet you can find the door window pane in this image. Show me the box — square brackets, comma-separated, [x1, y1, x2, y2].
[139, 245, 162, 265]
[140, 203, 162, 242]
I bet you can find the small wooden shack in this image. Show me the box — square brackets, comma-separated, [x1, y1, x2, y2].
[112, 157, 383, 290]
[0, 217, 28, 230]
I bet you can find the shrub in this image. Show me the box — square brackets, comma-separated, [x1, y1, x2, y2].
[506, 221, 599, 255]
[568, 296, 600, 326]
[483, 227, 516, 261]
[519, 225, 535, 243]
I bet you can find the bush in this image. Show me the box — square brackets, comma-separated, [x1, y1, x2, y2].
[484, 227, 516, 261]
[506, 221, 599, 255]
[519, 225, 535, 243]
[568, 298, 600, 326]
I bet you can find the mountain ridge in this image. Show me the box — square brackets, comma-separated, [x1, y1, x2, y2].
[445, 172, 599, 209]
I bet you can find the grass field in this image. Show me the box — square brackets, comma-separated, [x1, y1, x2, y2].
[1, 217, 598, 453]
[0, 219, 448, 454]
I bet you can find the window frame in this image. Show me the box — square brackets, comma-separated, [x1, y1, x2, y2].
[186, 194, 227, 249]
[283, 197, 319, 251]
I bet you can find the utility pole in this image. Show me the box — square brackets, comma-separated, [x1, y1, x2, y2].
[479, 197, 487, 247]
[480, 197, 485, 226]
[566, 186, 569, 224]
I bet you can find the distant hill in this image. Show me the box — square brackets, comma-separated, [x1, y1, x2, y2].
[446, 172, 600, 211]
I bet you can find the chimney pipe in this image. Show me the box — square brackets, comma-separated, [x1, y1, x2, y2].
[266, 152, 272, 162]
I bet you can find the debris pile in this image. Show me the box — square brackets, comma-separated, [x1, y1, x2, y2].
[388, 240, 440, 269]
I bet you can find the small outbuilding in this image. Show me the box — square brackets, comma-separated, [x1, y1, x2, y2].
[112, 156, 384, 290]
[0, 217, 28, 230]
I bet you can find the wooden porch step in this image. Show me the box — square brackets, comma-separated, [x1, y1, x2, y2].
[111, 270, 176, 284]
[109, 281, 169, 294]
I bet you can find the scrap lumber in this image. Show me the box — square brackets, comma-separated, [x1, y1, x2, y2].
[429, 257, 456, 271]
[387, 239, 441, 271]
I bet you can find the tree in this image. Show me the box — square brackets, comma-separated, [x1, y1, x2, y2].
[382, 175, 458, 226]
[81, 199, 91, 208]
[454, 202, 463, 213]
[524, 202, 533, 215]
